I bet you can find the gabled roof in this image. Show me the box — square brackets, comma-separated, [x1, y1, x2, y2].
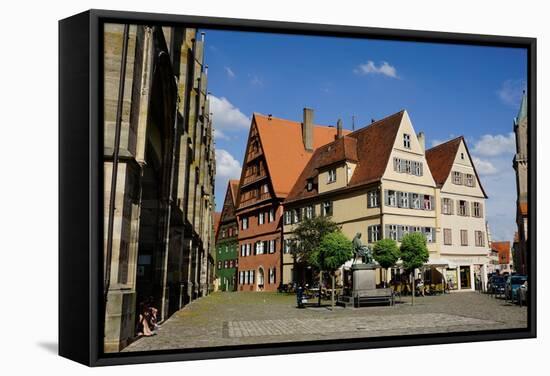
[253, 113, 349, 198]
[425, 137, 462, 187]
[229, 179, 239, 206]
[425, 136, 488, 198]
[285, 110, 405, 203]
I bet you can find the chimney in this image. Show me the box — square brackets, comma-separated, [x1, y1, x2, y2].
[337, 119, 343, 139]
[302, 108, 314, 152]
[417, 132, 425, 152]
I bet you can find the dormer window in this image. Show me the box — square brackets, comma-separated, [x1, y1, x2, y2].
[327, 169, 336, 183]
[306, 179, 313, 191]
[403, 133, 411, 149]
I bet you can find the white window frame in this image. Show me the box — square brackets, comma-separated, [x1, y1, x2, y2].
[305, 205, 314, 219]
[387, 190, 397, 207]
[284, 211, 292, 225]
[242, 216, 248, 230]
[403, 133, 411, 149]
[368, 225, 380, 243]
[389, 225, 398, 241]
[327, 168, 337, 183]
[268, 208, 275, 222]
[453, 171, 462, 185]
[423, 195, 432, 210]
[322, 201, 333, 216]
[473, 202, 481, 217]
[424, 227, 434, 243]
[259, 212, 265, 225]
[368, 190, 379, 208]
[399, 191, 409, 208]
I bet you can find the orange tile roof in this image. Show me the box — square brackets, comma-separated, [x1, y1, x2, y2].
[426, 136, 488, 198]
[254, 113, 350, 198]
[491, 241, 511, 264]
[285, 110, 404, 203]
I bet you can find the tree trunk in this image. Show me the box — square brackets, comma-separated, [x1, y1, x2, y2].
[318, 270, 322, 307]
[411, 272, 415, 306]
[331, 273, 335, 309]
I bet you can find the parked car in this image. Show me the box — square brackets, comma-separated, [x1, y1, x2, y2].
[488, 276, 506, 296]
[504, 275, 528, 301]
[517, 281, 528, 306]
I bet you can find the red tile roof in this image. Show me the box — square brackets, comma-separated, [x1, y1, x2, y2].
[425, 136, 488, 198]
[285, 110, 405, 203]
[254, 113, 350, 198]
[491, 241, 511, 264]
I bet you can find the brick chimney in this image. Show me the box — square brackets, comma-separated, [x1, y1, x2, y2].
[417, 132, 425, 152]
[337, 118, 343, 139]
[303, 108, 314, 152]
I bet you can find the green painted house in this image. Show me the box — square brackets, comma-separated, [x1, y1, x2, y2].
[215, 180, 240, 291]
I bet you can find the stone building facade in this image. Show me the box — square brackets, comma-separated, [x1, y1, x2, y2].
[513, 92, 528, 275]
[103, 24, 215, 352]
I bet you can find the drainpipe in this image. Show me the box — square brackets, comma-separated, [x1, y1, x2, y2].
[105, 24, 130, 316]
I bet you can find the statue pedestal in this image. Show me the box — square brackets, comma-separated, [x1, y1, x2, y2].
[337, 263, 394, 308]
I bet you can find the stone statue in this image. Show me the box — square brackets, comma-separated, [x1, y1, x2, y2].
[352, 232, 374, 265]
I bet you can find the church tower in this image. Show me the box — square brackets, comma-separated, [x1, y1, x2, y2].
[513, 90, 528, 274]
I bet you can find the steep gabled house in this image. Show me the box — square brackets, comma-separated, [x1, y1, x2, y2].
[283, 110, 439, 286]
[215, 180, 240, 291]
[426, 136, 490, 291]
[236, 109, 346, 292]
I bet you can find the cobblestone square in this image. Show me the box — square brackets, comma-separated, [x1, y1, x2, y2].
[123, 291, 527, 352]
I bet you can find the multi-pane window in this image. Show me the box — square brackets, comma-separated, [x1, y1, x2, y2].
[472, 202, 483, 218]
[399, 192, 409, 208]
[268, 239, 276, 253]
[305, 205, 314, 219]
[388, 225, 398, 241]
[442, 198, 453, 215]
[285, 211, 292, 225]
[387, 190, 397, 206]
[411, 193, 421, 209]
[403, 133, 411, 149]
[460, 230, 468, 246]
[367, 225, 381, 243]
[367, 190, 379, 208]
[293, 208, 301, 223]
[221, 229, 226, 238]
[444, 228, 452, 245]
[458, 200, 469, 216]
[217, 261, 222, 269]
[255, 241, 265, 255]
[475, 231, 485, 247]
[283, 239, 292, 254]
[268, 208, 275, 222]
[322, 201, 333, 216]
[306, 179, 313, 191]
[394, 157, 423, 176]
[465, 174, 475, 187]
[224, 260, 229, 268]
[452, 171, 463, 185]
[239, 271, 244, 285]
[424, 227, 434, 243]
[258, 212, 265, 225]
[327, 168, 337, 183]
[423, 195, 432, 210]
[242, 216, 248, 230]
[269, 268, 276, 284]
[262, 184, 269, 194]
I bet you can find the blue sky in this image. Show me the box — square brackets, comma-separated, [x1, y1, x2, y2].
[201, 28, 527, 243]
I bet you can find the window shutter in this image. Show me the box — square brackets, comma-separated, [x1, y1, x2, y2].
[384, 190, 390, 206]
[479, 202, 483, 217]
[393, 157, 398, 171]
[432, 228, 436, 242]
[385, 225, 390, 239]
[419, 163, 423, 176]
[368, 227, 372, 243]
[465, 201, 470, 216]
[430, 196, 434, 210]
[397, 225, 403, 241]
[450, 199, 454, 215]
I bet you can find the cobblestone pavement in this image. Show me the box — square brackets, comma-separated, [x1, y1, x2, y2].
[123, 292, 527, 352]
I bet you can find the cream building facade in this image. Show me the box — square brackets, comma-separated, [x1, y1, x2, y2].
[426, 137, 490, 291]
[283, 110, 440, 285]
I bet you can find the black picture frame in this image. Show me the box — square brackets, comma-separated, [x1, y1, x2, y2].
[59, 9, 537, 367]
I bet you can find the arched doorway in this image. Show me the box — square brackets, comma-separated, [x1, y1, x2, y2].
[257, 267, 265, 291]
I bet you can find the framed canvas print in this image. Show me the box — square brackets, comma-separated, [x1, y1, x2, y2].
[59, 9, 536, 366]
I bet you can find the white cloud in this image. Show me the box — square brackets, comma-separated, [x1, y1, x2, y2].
[249, 74, 263, 86]
[215, 149, 242, 179]
[224, 66, 235, 78]
[209, 96, 250, 139]
[213, 129, 231, 141]
[497, 79, 526, 106]
[431, 139, 444, 147]
[472, 133, 515, 157]
[354, 61, 398, 78]
[472, 157, 498, 176]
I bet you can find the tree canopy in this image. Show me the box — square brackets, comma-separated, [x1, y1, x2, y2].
[291, 216, 340, 265]
[310, 231, 354, 273]
[399, 232, 429, 272]
[372, 238, 399, 269]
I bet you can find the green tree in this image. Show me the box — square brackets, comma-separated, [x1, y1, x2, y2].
[311, 231, 354, 308]
[399, 232, 429, 306]
[372, 238, 399, 287]
[292, 216, 340, 265]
